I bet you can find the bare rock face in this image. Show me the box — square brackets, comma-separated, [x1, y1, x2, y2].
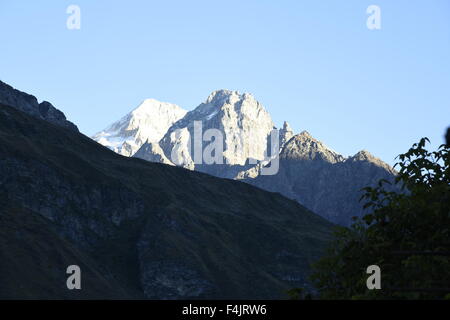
[91, 88, 397, 225]
[0, 80, 78, 131]
[92, 99, 187, 156]
[133, 140, 174, 165]
[238, 131, 396, 225]
[280, 131, 345, 163]
[158, 90, 276, 177]
[279, 121, 294, 147]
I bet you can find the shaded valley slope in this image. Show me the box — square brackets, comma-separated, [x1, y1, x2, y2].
[0, 103, 333, 299]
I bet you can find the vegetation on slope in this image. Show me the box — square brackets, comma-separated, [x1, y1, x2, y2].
[311, 138, 450, 299]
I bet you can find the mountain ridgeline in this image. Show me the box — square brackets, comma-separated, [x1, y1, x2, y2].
[0, 80, 78, 132]
[94, 89, 396, 225]
[0, 81, 333, 299]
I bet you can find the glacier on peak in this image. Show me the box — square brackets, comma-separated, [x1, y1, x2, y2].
[92, 98, 187, 156]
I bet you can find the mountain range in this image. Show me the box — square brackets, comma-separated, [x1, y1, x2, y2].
[94, 90, 396, 225]
[0, 80, 332, 299]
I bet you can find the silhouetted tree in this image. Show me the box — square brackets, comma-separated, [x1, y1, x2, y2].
[311, 138, 450, 299]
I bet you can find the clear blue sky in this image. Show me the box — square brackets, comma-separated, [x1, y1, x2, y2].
[1, 0, 449, 165]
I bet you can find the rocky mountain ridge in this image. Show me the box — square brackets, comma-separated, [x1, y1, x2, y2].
[239, 131, 397, 225]
[93, 89, 396, 225]
[0, 80, 78, 131]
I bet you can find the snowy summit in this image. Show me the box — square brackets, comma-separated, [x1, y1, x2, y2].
[92, 99, 187, 156]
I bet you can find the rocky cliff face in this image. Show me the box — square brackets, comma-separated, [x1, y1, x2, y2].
[237, 132, 397, 225]
[0, 80, 78, 131]
[156, 90, 276, 177]
[92, 89, 397, 225]
[0, 99, 332, 299]
[279, 121, 294, 147]
[133, 140, 174, 165]
[279, 131, 345, 163]
[92, 99, 187, 156]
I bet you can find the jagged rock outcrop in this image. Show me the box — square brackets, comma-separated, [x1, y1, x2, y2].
[133, 140, 174, 165]
[92, 99, 187, 156]
[91, 89, 397, 225]
[158, 90, 276, 178]
[238, 132, 396, 225]
[0, 80, 78, 131]
[280, 131, 345, 163]
[279, 121, 294, 147]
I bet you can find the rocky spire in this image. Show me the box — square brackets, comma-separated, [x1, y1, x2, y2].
[279, 121, 294, 148]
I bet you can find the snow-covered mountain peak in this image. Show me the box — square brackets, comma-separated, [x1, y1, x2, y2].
[127, 98, 186, 131]
[92, 99, 187, 156]
[199, 90, 261, 114]
[158, 90, 275, 173]
[206, 89, 243, 106]
[132, 98, 170, 113]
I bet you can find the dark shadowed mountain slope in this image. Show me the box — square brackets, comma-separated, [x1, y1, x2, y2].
[238, 131, 396, 226]
[0, 196, 138, 299]
[0, 103, 333, 299]
[0, 80, 78, 131]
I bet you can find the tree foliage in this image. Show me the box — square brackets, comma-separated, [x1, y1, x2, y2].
[311, 138, 450, 299]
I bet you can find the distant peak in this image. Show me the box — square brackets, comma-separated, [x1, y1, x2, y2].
[352, 150, 374, 161]
[142, 98, 161, 104]
[205, 89, 255, 106]
[289, 131, 316, 146]
[282, 130, 344, 163]
[297, 130, 313, 139]
[206, 89, 234, 103]
[131, 98, 184, 116]
[348, 149, 395, 173]
[137, 98, 172, 108]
